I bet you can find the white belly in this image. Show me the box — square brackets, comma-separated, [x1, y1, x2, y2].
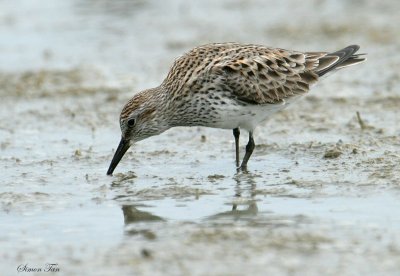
[208, 96, 303, 131]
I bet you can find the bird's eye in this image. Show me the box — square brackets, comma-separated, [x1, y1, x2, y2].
[127, 118, 136, 127]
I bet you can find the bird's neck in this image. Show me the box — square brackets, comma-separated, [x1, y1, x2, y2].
[144, 85, 178, 130]
[151, 84, 182, 128]
[149, 85, 199, 128]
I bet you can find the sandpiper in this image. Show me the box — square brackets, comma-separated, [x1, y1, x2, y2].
[107, 43, 366, 175]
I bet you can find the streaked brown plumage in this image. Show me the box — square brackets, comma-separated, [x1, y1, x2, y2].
[108, 43, 366, 175]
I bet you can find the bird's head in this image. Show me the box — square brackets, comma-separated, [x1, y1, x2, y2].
[107, 87, 169, 175]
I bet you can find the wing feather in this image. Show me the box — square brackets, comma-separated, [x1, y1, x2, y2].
[211, 47, 318, 104]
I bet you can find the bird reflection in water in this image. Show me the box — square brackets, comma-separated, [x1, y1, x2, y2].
[208, 173, 258, 220]
[120, 172, 259, 231]
[122, 205, 163, 238]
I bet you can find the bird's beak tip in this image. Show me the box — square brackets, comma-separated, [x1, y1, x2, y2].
[107, 137, 131, 176]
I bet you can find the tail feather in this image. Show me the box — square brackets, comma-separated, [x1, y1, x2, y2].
[315, 45, 366, 77]
[335, 53, 367, 70]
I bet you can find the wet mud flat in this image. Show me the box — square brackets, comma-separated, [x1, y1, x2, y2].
[1, 67, 400, 276]
[1, 0, 400, 275]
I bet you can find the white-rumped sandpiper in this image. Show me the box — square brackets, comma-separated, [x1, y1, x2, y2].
[107, 43, 366, 175]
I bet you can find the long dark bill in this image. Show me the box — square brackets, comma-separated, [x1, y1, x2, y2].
[107, 138, 130, 175]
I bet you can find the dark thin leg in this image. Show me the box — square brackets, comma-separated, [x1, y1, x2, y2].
[239, 131, 255, 171]
[233, 128, 240, 168]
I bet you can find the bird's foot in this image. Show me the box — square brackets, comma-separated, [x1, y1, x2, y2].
[236, 164, 249, 174]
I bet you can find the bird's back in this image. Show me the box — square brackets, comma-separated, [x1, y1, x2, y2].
[162, 43, 365, 105]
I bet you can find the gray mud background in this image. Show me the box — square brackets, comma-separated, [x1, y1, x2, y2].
[1, 1, 400, 275]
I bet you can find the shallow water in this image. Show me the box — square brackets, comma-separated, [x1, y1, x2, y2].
[1, 0, 400, 275]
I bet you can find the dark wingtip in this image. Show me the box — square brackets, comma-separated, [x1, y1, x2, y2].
[317, 45, 364, 77]
[345, 45, 360, 52]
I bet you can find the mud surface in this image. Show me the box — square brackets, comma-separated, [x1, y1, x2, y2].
[1, 0, 400, 275]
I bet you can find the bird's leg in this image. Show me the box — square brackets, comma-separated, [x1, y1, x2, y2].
[239, 131, 255, 171]
[233, 128, 240, 168]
